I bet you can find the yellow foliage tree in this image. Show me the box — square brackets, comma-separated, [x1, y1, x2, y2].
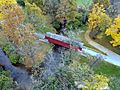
[0, 0, 17, 7]
[92, 74, 109, 89]
[88, 3, 112, 33]
[24, 1, 56, 33]
[84, 74, 109, 90]
[0, 0, 17, 20]
[88, 4, 105, 30]
[0, 0, 43, 66]
[0, 0, 25, 44]
[105, 15, 120, 47]
[93, 0, 110, 8]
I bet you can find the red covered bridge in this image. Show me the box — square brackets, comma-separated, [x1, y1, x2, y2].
[35, 32, 83, 52]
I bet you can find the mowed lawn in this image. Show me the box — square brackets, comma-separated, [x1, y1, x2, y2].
[94, 61, 120, 77]
[89, 33, 120, 55]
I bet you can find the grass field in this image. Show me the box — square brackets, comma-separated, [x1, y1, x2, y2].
[89, 32, 120, 55]
[77, 27, 120, 77]
[94, 61, 120, 77]
[77, 27, 106, 55]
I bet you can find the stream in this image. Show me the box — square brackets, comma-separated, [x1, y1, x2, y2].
[0, 48, 32, 90]
[41, 45, 68, 80]
[0, 45, 69, 90]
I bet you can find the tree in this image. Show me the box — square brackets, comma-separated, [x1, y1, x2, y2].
[106, 3, 119, 18]
[24, 1, 55, 33]
[70, 62, 109, 89]
[77, 0, 93, 11]
[55, 0, 81, 31]
[76, 0, 93, 24]
[91, 74, 109, 89]
[0, 0, 25, 64]
[27, 0, 44, 9]
[105, 15, 120, 47]
[32, 48, 109, 90]
[0, 0, 43, 67]
[109, 77, 120, 90]
[0, 70, 13, 90]
[88, 3, 112, 37]
[93, 0, 110, 8]
[42, 0, 60, 22]
[17, 0, 25, 7]
[56, 0, 77, 21]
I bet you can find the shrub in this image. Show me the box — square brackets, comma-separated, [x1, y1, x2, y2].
[3, 44, 19, 64]
[17, 0, 25, 7]
[0, 70, 13, 90]
[66, 13, 83, 30]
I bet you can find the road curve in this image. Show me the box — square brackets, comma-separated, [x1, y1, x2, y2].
[84, 30, 120, 66]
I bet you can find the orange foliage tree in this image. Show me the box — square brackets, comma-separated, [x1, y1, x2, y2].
[0, 0, 43, 66]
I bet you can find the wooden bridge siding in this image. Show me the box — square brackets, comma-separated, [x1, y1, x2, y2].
[45, 36, 82, 51]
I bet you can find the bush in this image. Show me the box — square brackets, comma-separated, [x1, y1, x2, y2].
[24, 2, 56, 33]
[52, 20, 60, 31]
[33, 67, 76, 90]
[17, 0, 25, 7]
[0, 70, 13, 90]
[109, 77, 120, 90]
[66, 13, 83, 30]
[3, 44, 20, 64]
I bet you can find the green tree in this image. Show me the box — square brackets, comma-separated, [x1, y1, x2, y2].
[17, 0, 25, 7]
[24, 1, 55, 33]
[27, 0, 44, 9]
[0, 70, 13, 90]
[56, 0, 77, 21]
[41, 0, 60, 22]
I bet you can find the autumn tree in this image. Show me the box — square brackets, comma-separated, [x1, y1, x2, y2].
[24, 1, 55, 33]
[32, 49, 110, 90]
[93, 0, 110, 8]
[43, 0, 60, 21]
[105, 15, 120, 47]
[70, 62, 109, 89]
[0, 0, 25, 64]
[88, 3, 112, 37]
[27, 0, 44, 10]
[56, 0, 77, 21]
[0, 0, 43, 67]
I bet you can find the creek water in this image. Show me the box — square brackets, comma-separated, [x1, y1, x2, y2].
[0, 48, 32, 90]
[0, 45, 69, 90]
[4, 65, 32, 90]
[41, 45, 67, 80]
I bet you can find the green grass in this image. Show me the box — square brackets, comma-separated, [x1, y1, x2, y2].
[80, 55, 88, 63]
[75, 31, 120, 77]
[90, 33, 120, 55]
[76, 28, 120, 78]
[78, 53, 120, 77]
[94, 61, 120, 77]
[79, 54, 120, 77]
[77, 30, 106, 55]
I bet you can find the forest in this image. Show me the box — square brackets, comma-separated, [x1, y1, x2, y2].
[0, 0, 120, 90]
